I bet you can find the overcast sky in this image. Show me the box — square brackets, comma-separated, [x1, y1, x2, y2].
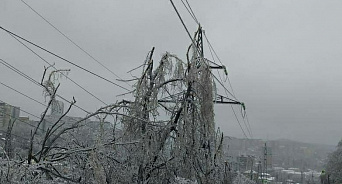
[1, 0, 341, 145]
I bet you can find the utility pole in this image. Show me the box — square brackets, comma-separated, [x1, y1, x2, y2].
[264, 142, 268, 180]
[301, 170, 304, 184]
[250, 156, 254, 180]
[257, 160, 261, 184]
[154, 25, 246, 182]
[195, 25, 204, 58]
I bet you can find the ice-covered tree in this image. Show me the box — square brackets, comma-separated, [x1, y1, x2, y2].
[0, 28, 233, 184]
[326, 138, 342, 183]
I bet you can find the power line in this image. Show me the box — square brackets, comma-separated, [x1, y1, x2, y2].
[168, 2, 234, 97]
[0, 82, 107, 142]
[231, 105, 248, 139]
[170, 1, 252, 139]
[241, 112, 252, 138]
[206, 44, 252, 138]
[204, 33, 253, 138]
[0, 99, 97, 144]
[185, 0, 199, 23]
[1, 99, 46, 126]
[19, 0, 131, 89]
[0, 79, 88, 130]
[181, 0, 199, 25]
[0, 58, 90, 114]
[0, 81, 46, 107]
[211, 73, 238, 101]
[169, 0, 240, 107]
[8, 32, 108, 105]
[0, 26, 130, 91]
[206, 43, 253, 139]
[178, 0, 239, 102]
[205, 39, 238, 101]
[245, 113, 253, 138]
[0, 100, 70, 143]
[0, 78, 81, 128]
[0, 59, 98, 135]
[179, 0, 239, 101]
[178, 0, 220, 68]
[0, 59, 40, 86]
[169, 0, 203, 59]
[0, 80, 79, 129]
[185, 2, 252, 137]
[0, 99, 58, 137]
[203, 32, 237, 98]
[170, 1, 235, 99]
[207, 43, 251, 137]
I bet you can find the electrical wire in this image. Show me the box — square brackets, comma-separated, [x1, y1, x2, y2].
[0, 82, 111, 143]
[1, 99, 47, 126]
[185, 0, 199, 24]
[204, 34, 253, 137]
[170, 0, 248, 138]
[181, 0, 199, 25]
[0, 99, 68, 141]
[203, 32, 237, 98]
[207, 45, 251, 138]
[0, 79, 94, 133]
[245, 113, 253, 138]
[205, 37, 238, 101]
[180, 0, 239, 101]
[8, 32, 108, 106]
[231, 105, 248, 139]
[205, 35, 253, 138]
[170, 1, 235, 99]
[0, 81, 46, 107]
[0, 59, 40, 86]
[0, 58, 90, 114]
[241, 112, 252, 138]
[0, 26, 130, 91]
[169, 0, 205, 60]
[19, 0, 131, 89]
[207, 46, 252, 137]
[171, 1, 253, 138]
[0, 59, 108, 138]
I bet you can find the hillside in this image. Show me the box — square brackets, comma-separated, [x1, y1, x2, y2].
[223, 137, 335, 171]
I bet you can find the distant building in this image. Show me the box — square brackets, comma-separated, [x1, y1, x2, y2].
[0, 102, 20, 129]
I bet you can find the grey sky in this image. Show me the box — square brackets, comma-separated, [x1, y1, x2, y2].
[1, 0, 341, 145]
